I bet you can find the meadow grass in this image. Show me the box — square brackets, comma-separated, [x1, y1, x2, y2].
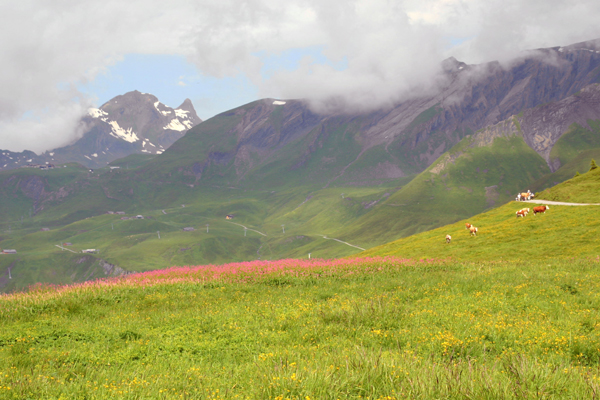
[2, 257, 600, 399]
[536, 167, 600, 203]
[360, 199, 600, 261]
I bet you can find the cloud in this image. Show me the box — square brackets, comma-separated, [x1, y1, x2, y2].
[1, 0, 599, 152]
[0, 0, 198, 152]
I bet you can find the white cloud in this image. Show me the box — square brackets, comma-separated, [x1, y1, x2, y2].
[0, 0, 599, 152]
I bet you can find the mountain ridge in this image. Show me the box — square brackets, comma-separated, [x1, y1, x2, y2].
[137, 38, 600, 190]
[0, 91, 202, 171]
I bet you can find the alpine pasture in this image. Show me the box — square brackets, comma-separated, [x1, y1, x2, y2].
[2, 156, 600, 399]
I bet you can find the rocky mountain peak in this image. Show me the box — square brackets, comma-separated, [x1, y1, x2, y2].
[0, 91, 203, 171]
[177, 98, 195, 112]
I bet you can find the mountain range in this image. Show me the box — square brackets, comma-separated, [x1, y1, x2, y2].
[144, 39, 600, 190]
[0, 91, 202, 170]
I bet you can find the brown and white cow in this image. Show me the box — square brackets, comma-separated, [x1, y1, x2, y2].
[470, 226, 478, 236]
[519, 192, 534, 201]
[446, 234, 451, 244]
[465, 223, 472, 230]
[533, 205, 549, 215]
[516, 208, 530, 217]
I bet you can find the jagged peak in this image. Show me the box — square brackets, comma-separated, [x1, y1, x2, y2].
[176, 98, 195, 113]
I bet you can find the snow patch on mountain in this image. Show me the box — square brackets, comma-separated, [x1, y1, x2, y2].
[273, 101, 286, 105]
[108, 121, 139, 143]
[174, 109, 189, 118]
[163, 119, 189, 131]
[89, 108, 109, 119]
[154, 101, 171, 116]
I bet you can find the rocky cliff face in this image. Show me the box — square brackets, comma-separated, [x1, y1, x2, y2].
[0, 91, 202, 170]
[444, 82, 600, 173]
[365, 40, 600, 172]
[517, 84, 600, 170]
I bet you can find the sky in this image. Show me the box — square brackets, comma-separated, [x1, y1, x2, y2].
[1, 0, 599, 153]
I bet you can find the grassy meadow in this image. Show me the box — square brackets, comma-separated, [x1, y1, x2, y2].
[3, 257, 600, 399]
[536, 167, 600, 203]
[359, 199, 600, 261]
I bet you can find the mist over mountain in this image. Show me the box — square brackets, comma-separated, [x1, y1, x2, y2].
[148, 39, 600, 189]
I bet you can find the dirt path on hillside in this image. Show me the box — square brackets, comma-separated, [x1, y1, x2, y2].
[318, 235, 366, 251]
[227, 221, 267, 236]
[55, 244, 79, 253]
[523, 200, 600, 206]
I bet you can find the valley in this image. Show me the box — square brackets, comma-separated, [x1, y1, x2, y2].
[2, 39, 600, 294]
[1, 165, 599, 398]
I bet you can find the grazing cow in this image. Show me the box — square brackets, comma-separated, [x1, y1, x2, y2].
[470, 226, 478, 236]
[465, 223, 472, 230]
[533, 205, 549, 215]
[516, 208, 530, 217]
[520, 192, 530, 201]
[519, 191, 535, 201]
[446, 234, 451, 244]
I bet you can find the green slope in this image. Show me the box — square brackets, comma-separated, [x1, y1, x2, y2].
[338, 133, 550, 248]
[535, 165, 600, 203]
[361, 167, 600, 260]
[1, 178, 411, 292]
[549, 120, 600, 168]
[532, 149, 600, 192]
[359, 200, 600, 260]
[0, 164, 89, 223]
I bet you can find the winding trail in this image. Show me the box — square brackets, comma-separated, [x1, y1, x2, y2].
[318, 235, 365, 251]
[523, 199, 600, 206]
[55, 245, 78, 253]
[227, 221, 267, 236]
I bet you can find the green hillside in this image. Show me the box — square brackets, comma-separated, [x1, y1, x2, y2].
[4, 97, 600, 293]
[361, 167, 600, 260]
[0, 125, 561, 293]
[532, 149, 600, 191]
[535, 163, 600, 203]
[1, 179, 412, 292]
[549, 120, 600, 168]
[0, 164, 89, 223]
[107, 153, 156, 169]
[339, 133, 551, 248]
